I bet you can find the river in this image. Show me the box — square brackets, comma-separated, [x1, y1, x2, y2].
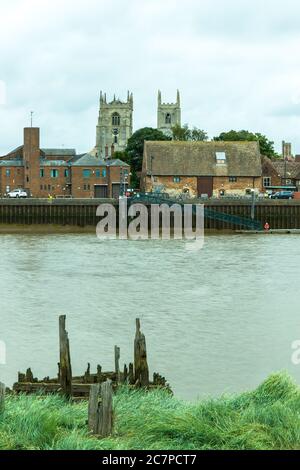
[0, 232, 299, 400]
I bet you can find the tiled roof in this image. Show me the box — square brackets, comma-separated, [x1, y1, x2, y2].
[40, 159, 69, 167]
[0, 160, 23, 167]
[143, 141, 262, 177]
[72, 153, 107, 166]
[271, 161, 300, 179]
[41, 149, 76, 156]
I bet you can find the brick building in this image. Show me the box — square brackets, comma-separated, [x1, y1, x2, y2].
[262, 156, 300, 191]
[0, 128, 130, 198]
[141, 141, 262, 198]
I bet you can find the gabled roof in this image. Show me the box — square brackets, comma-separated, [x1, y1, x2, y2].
[271, 160, 300, 179]
[143, 141, 262, 177]
[108, 159, 130, 167]
[72, 153, 107, 166]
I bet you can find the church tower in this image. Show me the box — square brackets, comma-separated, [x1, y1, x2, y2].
[95, 91, 133, 158]
[157, 90, 181, 136]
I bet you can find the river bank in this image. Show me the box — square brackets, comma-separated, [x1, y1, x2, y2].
[0, 373, 299, 450]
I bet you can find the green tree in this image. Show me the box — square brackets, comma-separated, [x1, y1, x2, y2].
[214, 130, 278, 158]
[172, 124, 208, 142]
[125, 127, 171, 187]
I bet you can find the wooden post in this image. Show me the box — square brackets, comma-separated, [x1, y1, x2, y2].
[97, 365, 102, 383]
[114, 346, 120, 383]
[98, 379, 113, 438]
[0, 382, 5, 412]
[84, 363, 91, 383]
[134, 319, 149, 387]
[88, 383, 101, 434]
[123, 364, 128, 384]
[59, 315, 72, 398]
[88, 379, 113, 438]
[128, 363, 134, 385]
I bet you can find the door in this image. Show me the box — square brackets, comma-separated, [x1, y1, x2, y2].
[197, 177, 213, 198]
[112, 184, 121, 200]
[94, 185, 108, 198]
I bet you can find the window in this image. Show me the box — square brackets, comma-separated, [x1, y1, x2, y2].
[216, 152, 226, 164]
[51, 169, 58, 178]
[83, 184, 90, 191]
[5, 169, 11, 177]
[102, 169, 107, 178]
[173, 177, 181, 183]
[229, 176, 237, 183]
[263, 177, 271, 187]
[83, 169, 92, 178]
[64, 169, 69, 178]
[40, 169, 44, 178]
[112, 113, 120, 126]
[95, 169, 101, 178]
[165, 113, 172, 124]
[114, 135, 118, 144]
[40, 185, 43, 190]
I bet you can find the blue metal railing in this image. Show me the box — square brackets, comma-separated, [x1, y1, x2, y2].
[131, 193, 263, 231]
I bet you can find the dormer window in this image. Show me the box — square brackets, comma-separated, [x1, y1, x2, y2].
[165, 113, 172, 125]
[216, 152, 226, 164]
[112, 113, 120, 126]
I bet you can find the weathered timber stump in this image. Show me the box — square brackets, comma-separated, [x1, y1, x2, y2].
[59, 315, 72, 398]
[88, 379, 113, 437]
[134, 319, 149, 387]
[0, 382, 5, 412]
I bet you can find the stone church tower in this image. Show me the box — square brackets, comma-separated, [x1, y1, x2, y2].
[95, 91, 133, 158]
[157, 90, 181, 136]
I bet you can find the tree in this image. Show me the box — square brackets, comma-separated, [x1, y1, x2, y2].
[125, 128, 171, 187]
[172, 124, 208, 142]
[214, 130, 278, 159]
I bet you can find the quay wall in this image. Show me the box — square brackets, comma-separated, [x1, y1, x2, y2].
[0, 199, 300, 230]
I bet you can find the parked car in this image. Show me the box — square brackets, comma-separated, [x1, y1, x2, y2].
[7, 189, 28, 198]
[271, 191, 294, 200]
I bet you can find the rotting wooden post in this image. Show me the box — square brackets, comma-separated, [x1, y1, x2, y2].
[59, 315, 72, 398]
[0, 382, 5, 412]
[97, 365, 102, 383]
[88, 383, 101, 434]
[123, 364, 128, 384]
[84, 363, 91, 383]
[88, 379, 113, 438]
[128, 363, 134, 385]
[98, 379, 113, 438]
[114, 346, 120, 383]
[134, 319, 149, 387]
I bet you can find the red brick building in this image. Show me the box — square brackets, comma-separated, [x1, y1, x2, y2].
[141, 141, 262, 198]
[0, 128, 130, 198]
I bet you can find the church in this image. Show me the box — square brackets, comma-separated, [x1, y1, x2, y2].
[92, 90, 182, 158]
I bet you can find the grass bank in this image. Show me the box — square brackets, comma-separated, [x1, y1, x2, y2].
[0, 372, 300, 450]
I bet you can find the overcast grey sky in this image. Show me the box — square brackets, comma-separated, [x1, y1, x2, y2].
[1, 0, 300, 155]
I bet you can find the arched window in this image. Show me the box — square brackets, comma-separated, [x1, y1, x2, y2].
[165, 113, 172, 124]
[112, 113, 120, 126]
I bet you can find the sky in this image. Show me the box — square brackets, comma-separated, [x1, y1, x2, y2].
[1, 0, 300, 155]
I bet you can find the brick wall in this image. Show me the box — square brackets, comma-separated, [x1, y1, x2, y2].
[145, 175, 262, 197]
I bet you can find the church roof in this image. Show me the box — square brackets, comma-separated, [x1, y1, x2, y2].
[143, 141, 262, 177]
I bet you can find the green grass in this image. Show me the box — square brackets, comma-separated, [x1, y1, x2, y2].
[0, 372, 300, 450]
